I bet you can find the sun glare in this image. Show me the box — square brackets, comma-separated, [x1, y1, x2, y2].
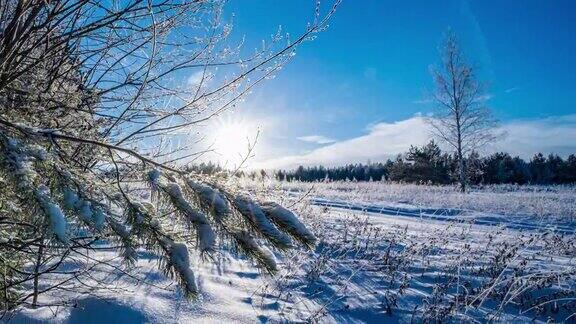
[213, 120, 254, 167]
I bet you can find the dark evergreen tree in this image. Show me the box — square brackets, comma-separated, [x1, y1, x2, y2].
[276, 147, 576, 185]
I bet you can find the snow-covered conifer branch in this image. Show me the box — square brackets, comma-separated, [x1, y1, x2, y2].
[0, 0, 336, 310]
[185, 176, 315, 271]
[1, 135, 69, 243]
[52, 167, 140, 265]
[107, 217, 138, 266]
[147, 170, 216, 254]
[186, 179, 231, 222]
[125, 199, 199, 298]
[260, 202, 316, 248]
[158, 237, 199, 299]
[233, 196, 293, 250]
[35, 185, 69, 244]
[231, 231, 278, 274]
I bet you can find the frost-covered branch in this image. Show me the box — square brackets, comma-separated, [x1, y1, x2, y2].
[0, 0, 337, 313]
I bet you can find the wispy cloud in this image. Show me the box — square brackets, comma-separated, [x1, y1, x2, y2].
[252, 114, 576, 170]
[414, 93, 493, 106]
[504, 86, 520, 93]
[474, 93, 493, 102]
[187, 71, 213, 87]
[297, 135, 337, 144]
[412, 98, 433, 105]
[254, 117, 431, 169]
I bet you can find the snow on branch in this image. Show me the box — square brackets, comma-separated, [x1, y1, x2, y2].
[2, 135, 69, 243]
[35, 185, 69, 244]
[231, 230, 278, 274]
[186, 179, 231, 222]
[0, 117, 182, 174]
[233, 196, 293, 250]
[158, 237, 199, 298]
[125, 199, 199, 299]
[147, 170, 216, 253]
[260, 202, 316, 248]
[107, 217, 138, 266]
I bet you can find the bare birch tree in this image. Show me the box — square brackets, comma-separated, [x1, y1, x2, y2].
[428, 31, 497, 193]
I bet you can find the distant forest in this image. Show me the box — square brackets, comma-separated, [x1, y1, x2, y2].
[191, 141, 576, 185]
[271, 141, 576, 185]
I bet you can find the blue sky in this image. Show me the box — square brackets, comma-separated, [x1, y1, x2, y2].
[213, 0, 576, 168]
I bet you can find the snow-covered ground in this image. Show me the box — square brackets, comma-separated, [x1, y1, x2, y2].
[6, 181, 576, 323]
[271, 180, 576, 221]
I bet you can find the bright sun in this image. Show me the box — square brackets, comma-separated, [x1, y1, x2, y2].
[213, 120, 254, 167]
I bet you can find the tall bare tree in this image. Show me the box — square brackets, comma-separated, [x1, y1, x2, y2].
[428, 31, 497, 193]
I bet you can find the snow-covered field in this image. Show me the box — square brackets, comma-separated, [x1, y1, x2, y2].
[7, 181, 576, 323]
[269, 180, 576, 221]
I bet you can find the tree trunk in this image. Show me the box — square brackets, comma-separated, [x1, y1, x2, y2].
[458, 155, 466, 193]
[32, 223, 47, 308]
[31, 240, 44, 307]
[456, 125, 466, 193]
[456, 114, 466, 193]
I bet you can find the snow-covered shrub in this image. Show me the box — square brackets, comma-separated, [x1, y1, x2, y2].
[237, 178, 575, 322]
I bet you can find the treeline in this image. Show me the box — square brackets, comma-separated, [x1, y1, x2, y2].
[275, 141, 576, 185]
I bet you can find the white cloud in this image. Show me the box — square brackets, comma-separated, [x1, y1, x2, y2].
[187, 71, 203, 86]
[474, 93, 493, 102]
[252, 114, 576, 170]
[413, 94, 493, 105]
[412, 99, 433, 105]
[297, 135, 337, 144]
[187, 71, 213, 87]
[253, 117, 431, 170]
[490, 115, 576, 158]
[504, 86, 520, 93]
